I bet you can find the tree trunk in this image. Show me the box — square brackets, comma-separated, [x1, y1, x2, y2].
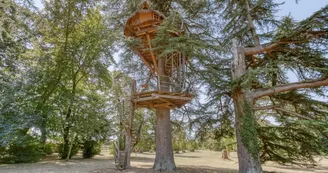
[40, 114, 47, 145]
[66, 132, 76, 161]
[153, 57, 176, 171]
[232, 40, 263, 173]
[125, 80, 136, 168]
[62, 108, 71, 159]
[153, 108, 176, 171]
[222, 149, 229, 160]
[233, 90, 263, 173]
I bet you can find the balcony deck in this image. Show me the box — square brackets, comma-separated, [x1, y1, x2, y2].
[133, 90, 193, 109]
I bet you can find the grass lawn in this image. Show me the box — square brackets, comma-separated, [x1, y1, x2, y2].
[1, 150, 327, 173]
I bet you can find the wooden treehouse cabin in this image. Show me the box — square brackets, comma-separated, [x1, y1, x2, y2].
[124, 1, 193, 109]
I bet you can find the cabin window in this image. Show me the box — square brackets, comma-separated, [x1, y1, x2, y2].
[154, 13, 159, 20]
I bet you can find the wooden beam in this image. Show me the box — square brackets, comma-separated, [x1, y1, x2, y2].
[134, 95, 158, 102]
[153, 102, 170, 108]
[159, 98, 178, 109]
[146, 34, 158, 74]
[151, 93, 193, 101]
[135, 27, 157, 37]
[136, 50, 155, 74]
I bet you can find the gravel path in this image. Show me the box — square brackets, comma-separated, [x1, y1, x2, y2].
[1, 151, 327, 173]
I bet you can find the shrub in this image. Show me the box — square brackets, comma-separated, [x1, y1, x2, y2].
[82, 140, 101, 158]
[4, 135, 43, 163]
[43, 143, 56, 155]
[173, 142, 180, 153]
[187, 140, 198, 152]
[109, 142, 115, 155]
[149, 145, 155, 153]
[58, 142, 79, 159]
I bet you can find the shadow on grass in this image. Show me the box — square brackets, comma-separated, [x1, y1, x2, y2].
[130, 156, 154, 163]
[174, 155, 201, 159]
[137, 152, 156, 156]
[269, 164, 328, 172]
[91, 166, 239, 173]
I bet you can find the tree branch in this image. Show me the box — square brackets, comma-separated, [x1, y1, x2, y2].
[251, 77, 328, 99]
[254, 105, 313, 120]
[243, 31, 328, 56]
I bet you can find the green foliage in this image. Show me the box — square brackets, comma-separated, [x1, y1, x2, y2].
[43, 143, 56, 155]
[1, 135, 43, 163]
[82, 140, 101, 159]
[201, 138, 224, 151]
[109, 142, 115, 155]
[58, 143, 80, 159]
[240, 100, 260, 159]
[187, 140, 198, 152]
[259, 120, 328, 165]
[149, 145, 155, 153]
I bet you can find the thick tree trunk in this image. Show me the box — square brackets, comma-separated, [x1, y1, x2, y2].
[232, 40, 263, 173]
[153, 57, 176, 171]
[153, 108, 176, 171]
[233, 90, 263, 173]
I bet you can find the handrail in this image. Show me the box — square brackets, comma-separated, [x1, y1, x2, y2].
[134, 75, 189, 93]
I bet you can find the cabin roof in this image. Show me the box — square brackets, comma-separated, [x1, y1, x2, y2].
[124, 1, 165, 31]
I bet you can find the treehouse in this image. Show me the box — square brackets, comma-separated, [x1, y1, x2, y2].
[124, 1, 193, 109]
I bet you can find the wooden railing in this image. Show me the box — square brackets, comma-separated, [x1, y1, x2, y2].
[135, 75, 189, 93]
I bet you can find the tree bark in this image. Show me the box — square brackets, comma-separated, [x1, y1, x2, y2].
[62, 108, 71, 159]
[153, 57, 176, 171]
[40, 114, 47, 145]
[232, 40, 263, 173]
[125, 80, 136, 168]
[251, 77, 328, 99]
[153, 108, 176, 171]
[222, 149, 229, 160]
[244, 0, 260, 46]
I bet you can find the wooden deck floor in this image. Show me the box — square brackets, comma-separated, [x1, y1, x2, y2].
[133, 90, 193, 109]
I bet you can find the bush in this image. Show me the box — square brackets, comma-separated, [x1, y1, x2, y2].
[187, 140, 198, 152]
[43, 143, 56, 155]
[58, 142, 79, 159]
[149, 145, 155, 153]
[109, 142, 115, 155]
[4, 135, 43, 163]
[173, 142, 180, 153]
[82, 140, 101, 158]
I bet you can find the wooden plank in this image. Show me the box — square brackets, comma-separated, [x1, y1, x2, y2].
[151, 93, 193, 101]
[135, 27, 157, 37]
[136, 50, 155, 74]
[146, 34, 158, 74]
[134, 95, 159, 102]
[153, 102, 170, 108]
[158, 98, 178, 108]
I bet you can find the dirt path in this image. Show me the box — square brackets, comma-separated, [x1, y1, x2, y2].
[1, 151, 327, 173]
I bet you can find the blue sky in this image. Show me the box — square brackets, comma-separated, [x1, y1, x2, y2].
[276, 0, 328, 20]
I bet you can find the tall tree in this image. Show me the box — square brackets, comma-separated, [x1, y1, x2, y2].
[40, 0, 114, 159]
